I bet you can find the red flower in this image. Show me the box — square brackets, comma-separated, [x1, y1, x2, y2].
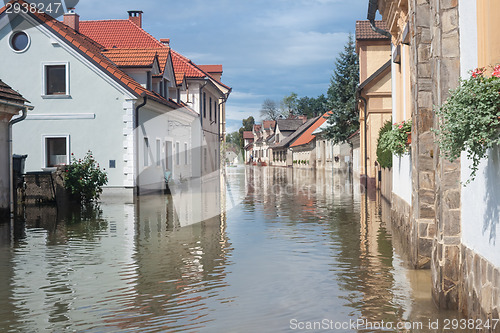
[492, 64, 500, 78]
[471, 67, 485, 78]
[398, 125, 403, 129]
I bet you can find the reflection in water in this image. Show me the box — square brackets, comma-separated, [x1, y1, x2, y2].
[0, 166, 466, 332]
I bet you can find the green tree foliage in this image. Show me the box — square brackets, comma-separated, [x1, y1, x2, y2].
[280, 92, 298, 117]
[297, 94, 329, 118]
[237, 116, 255, 149]
[376, 120, 393, 169]
[324, 34, 360, 144]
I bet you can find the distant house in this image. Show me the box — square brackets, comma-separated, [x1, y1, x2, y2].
[242, 131, 254, 163]
[270, 118, 315, 167]
[290, 112, 351, 170]
[0, 79, 30, 217]
[252, 120, 275, 165]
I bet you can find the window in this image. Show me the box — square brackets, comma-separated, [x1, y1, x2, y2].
[144, 137, 149, 167]
[214, 101, 217, 123]
[10, 31, 30, 52]
[44, 64, 68, 95]
[203, 93, 206, 118]
[44, 136, 69, 167]
[146, 71, 152, 90]
[184, 143, 188, 165]
[204, 148, 207, 171]
[165, 141, 172, 170]
[156, 139, 161, 166]
[209, 97, 212, 121]
[176, 142, 180, 165]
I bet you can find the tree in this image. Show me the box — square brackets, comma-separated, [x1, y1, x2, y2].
[260, 99, 281, 120]
[297, 94, 329, 118]
[280, 92, 298, 117]
[237, 116, 255, 149]
[324, 34, 360, 144]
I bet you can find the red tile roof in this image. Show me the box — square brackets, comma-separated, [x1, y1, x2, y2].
[243, 131, 253, 139]
[0, 79, 28, 104]
[103, 48, 163, 68]
[0, 1, 179, 109]
[356, 20, 390, 40]
[290, 111, 332, 147]
[262, 120, 276, 130]
[79, 19, 229, 88]
[79, 19, 164, 49]
[253, 124, 261, 132]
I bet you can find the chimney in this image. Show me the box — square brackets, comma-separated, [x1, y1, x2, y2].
[160, 38, 170, 46]
[128, 10, 143, 28]
[63, 8, 79, 32]
[298, 115, 307, 123]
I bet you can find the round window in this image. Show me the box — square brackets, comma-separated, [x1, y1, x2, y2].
[10, 31, 30, 52]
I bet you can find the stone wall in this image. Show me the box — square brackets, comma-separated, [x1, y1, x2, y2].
[426, 0, 463, 310]
[460, 246, 500, 332]
[407, 0, 439, 271]
[391, 193, 416, 265]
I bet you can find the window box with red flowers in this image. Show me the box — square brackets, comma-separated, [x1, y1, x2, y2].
[378, 119, 412, 157]
[436, 65, 500, 184]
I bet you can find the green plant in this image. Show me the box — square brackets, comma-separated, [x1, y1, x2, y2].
[380, 119, 412, 157]
[377, 120, 393, 168]
[65, 150, 108, 205]
[435, 65, 500, 184]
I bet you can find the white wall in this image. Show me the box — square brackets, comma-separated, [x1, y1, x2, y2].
[459, 0, 500, 266]
[461, 149, 500, 267]
[392, 155, 412, 204]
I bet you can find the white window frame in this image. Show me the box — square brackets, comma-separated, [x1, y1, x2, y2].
[9, 30, 31, 53]
[42, 134, 70, 169]
[41, 61, 70, 98]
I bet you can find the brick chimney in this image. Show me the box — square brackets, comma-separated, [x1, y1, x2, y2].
[160, 38, 170, 46]
[63, 8, 79, 31]
[128, 10, 143, 28]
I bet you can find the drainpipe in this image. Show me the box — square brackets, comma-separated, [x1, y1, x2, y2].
[358, 90, 368, 191]
[135, 95, 148, 196]
[8, 104, 32, 217]
[367, 0, 392, 38]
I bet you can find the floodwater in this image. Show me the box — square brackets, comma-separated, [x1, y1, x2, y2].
[0, 166, 468, 332]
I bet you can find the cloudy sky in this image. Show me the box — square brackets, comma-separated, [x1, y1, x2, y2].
[75, 0, 372, 133]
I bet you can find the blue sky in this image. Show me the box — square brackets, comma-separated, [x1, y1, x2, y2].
[76, 0, 371, 133]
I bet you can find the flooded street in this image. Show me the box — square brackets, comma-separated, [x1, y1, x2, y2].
[0, 166, 467, 332]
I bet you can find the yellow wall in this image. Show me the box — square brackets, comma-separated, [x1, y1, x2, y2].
[477, 0, 500, 69]
[358, 42, 392, 82]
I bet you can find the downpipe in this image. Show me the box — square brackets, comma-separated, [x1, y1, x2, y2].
[8, 104, 31, 218]
[135, 95, 148, 196]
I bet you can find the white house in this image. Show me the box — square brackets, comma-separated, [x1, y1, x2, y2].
[0, 3, 229, 210]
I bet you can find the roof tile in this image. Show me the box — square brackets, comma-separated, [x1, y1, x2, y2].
[356, 20, 390, 40]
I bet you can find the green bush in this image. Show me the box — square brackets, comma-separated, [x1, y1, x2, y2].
[65, 150, 108, 205]
[377, 120, 393, 168]
[435, 66, 500, 184]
